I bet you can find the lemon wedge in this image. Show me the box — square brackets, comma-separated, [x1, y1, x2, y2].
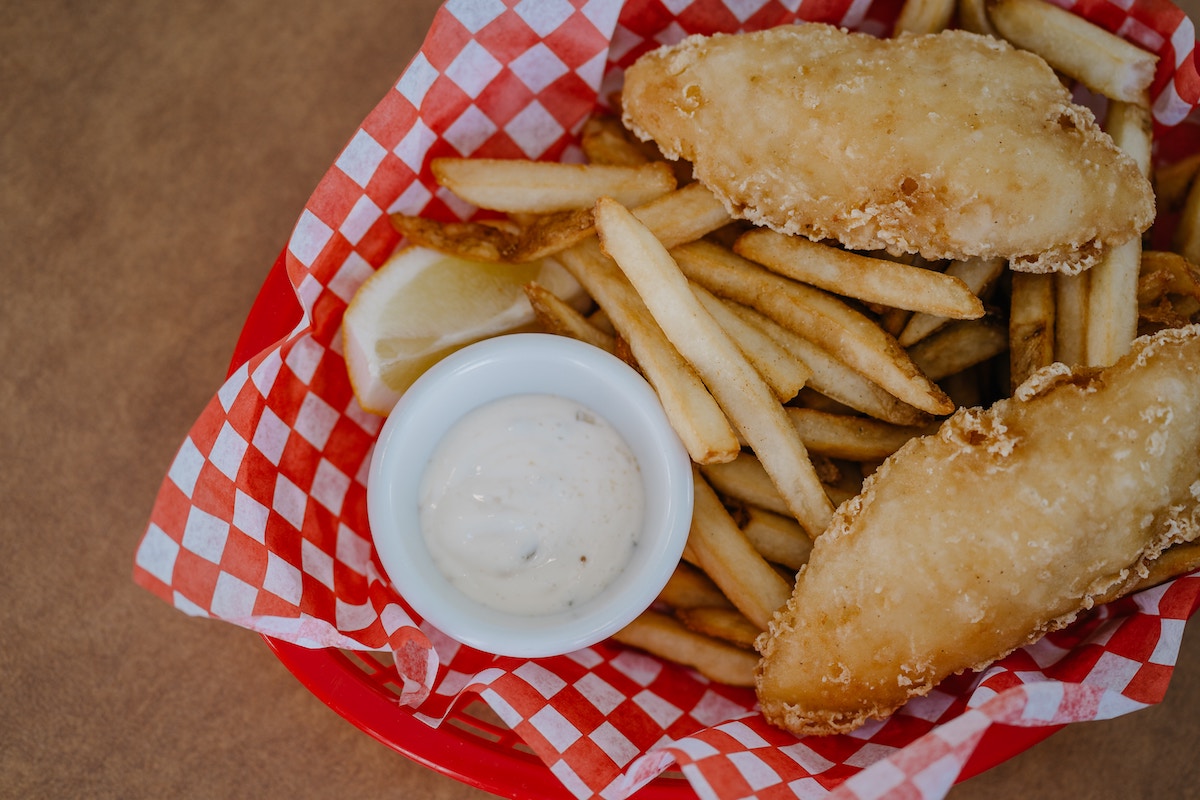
[343, 245, 586, 414]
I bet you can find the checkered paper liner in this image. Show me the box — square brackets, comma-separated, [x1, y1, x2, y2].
[135, 0, 1200, 797]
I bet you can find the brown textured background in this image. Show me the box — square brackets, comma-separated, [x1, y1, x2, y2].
[3, 1, 1199, 797]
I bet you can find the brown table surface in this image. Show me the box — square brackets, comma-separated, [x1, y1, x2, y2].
[5, 2, 1200, 798]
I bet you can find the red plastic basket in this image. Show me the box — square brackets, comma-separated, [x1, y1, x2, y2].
[209, 1, 1200, 792]
[229, 250, 1061, 798]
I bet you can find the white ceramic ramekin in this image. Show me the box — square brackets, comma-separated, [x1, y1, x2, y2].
[367, 333, 693, 658]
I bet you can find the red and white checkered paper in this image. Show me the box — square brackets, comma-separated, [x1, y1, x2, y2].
[136, 1, 1200, 797]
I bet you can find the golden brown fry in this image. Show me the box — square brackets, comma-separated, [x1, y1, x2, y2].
[557, 238, 740, 464]
[1009, 271, 1057, 389]
[676, 607, 761, 649]
[1086, 241, 1143, 367]
[1084, 101, 1152, 367]
[735, 229, 984, 319]
[431, 158, 676, 213]
[693, 286, 812, 402]
[1140, 251, 1200, 303]
[877, 306, 912, 338]
[524, 281, 615, 351]
[1175, 170, 1200, 266]
[581, 115, 654, 166]
[657, 561, 735, 610]
[785, 407, 930, 462]
[588, 307, 615, 336]
[907, 316, 1009, 382]
[612, 609, 758, 686]
[508, 208, 598, 262]
[390, 214, 519, 261]
[1137, 253, 1200, 334]
[957, 0, 998, 36]
[1154, 152, 1200, 213]
[391, 208, 595, 263]
[741, 506, 815, 571]
[631, 182, 733, 250]
[700, 453, 790, 518]
[672, 241, 953, 415]
[894, 0, 956, 35]
[686, 470, 794, 629]
[985, 0, 1158, 104]
[596, 199, 835, 535]
[1054, 271, 1090, 367]
[728, 306, 931, 427]
[898, 257, 1006, 346]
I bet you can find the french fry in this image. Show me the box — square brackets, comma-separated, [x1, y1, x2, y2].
[727, 303, 932, 427]
[877, 306, 913, 338]
[1136, 251, 1200, 332]
[431, 158, 677, 213]
[588, 306, 615, 336]
[898, 257, 1006, 346]
[580, 115, 654, 166]
[735, 229, 984, 320]
[741, 506, 815, 571]
[631, 182, 733, 250]
[957, 0, 998, 36]
[1174, 168, 1200, 266]
[1153, 152, 1200, 213]
[1139, 251, 1200, 303]
[672, 240, 954, 416]
[985, 0, 1158, 104]
[596, 198, 836, 535]
[391, 208, 596, 263]
[700, 453, 791, 518]
[557, 238, 741, 464]
[785, 407, 930, 462]
[907, 316, 1009, 382]
[508, 208, 599, 262]
[657, 561, 735, 610]
[389, 214, 519, 261]
[692, 285, 812, 402]
[676, 607, 761, 649]
[1009, 271, 1057, 389]
[402, 182, 729, 264]
[685, 470, 794, 629]
[524, 281, 615, 351]
[1054, 271, 1090, 366]
[1085, 101, 1152, 367]
[894, 0, 956, 36]
[612, 610, 758, 686]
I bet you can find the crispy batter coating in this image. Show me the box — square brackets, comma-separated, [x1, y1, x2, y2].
[621, 25, 1155, 274]
[755, 325, 1200, 736]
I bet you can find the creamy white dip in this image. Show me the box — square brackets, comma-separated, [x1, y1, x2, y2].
[418, 393, 645, 616]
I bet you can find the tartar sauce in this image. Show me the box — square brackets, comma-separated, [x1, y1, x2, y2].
[418, 393, 645, 616]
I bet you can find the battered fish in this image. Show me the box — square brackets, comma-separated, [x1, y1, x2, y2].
[621, 25, 1155, 274]
[756, 324, 1200, 736]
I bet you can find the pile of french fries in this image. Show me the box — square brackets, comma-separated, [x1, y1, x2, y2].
[388, 0, 1200, 687]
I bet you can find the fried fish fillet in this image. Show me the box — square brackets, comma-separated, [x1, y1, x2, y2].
[756, 324, 1200, 736]
[621, 25, 1155, 274]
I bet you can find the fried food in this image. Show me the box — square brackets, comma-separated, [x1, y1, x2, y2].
[756, 325, 1200, 736]
[620, 25, 1155, 274]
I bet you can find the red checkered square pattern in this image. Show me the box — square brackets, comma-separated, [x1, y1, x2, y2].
[135, 1, 1200, 798]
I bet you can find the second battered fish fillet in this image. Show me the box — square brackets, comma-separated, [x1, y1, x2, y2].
[621, 25, 1155, 274]
[756, 325, 1200, 736]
